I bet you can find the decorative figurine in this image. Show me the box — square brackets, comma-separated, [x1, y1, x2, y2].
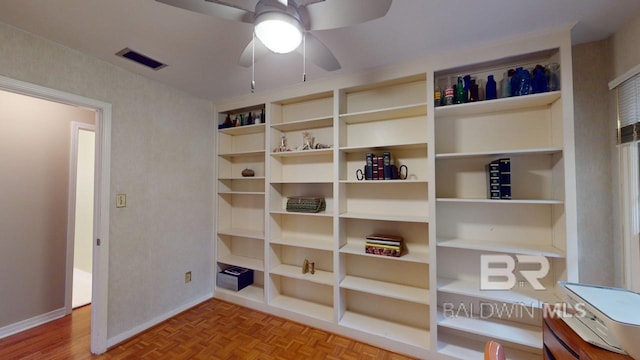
[301, 131, 314, 150]
[274, 134, 289, 152]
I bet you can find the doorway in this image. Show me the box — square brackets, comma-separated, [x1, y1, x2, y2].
[0, 75, 111, 354]
[70, 124, 96, 309]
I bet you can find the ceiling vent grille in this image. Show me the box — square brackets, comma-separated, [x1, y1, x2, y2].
[115, 48, 167, 70]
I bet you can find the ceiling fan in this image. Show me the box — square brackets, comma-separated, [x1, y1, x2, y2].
[155, 0, 393, 72]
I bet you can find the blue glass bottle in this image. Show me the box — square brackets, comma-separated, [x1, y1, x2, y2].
[463, 75, 472, 102]
[486, 75, 497, 100]
[519, 68, 531, 95]
[532, 68, 548, 93]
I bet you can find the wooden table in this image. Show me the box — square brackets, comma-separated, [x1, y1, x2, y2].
[543, 315, 634, 359]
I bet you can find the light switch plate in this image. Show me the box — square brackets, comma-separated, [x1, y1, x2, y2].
[116, 194, 126, 208]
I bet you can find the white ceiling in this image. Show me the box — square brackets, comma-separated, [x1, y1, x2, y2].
[0, 0, 639, 101]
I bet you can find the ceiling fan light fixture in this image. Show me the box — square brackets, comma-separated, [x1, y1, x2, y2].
[254, 12, 303, 54]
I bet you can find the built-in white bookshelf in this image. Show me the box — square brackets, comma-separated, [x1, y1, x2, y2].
[213, 28, 576, 360]
[432, 42, 576, 358]
[215, 105, 267, 304]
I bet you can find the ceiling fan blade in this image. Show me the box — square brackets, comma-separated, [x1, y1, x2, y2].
[303, 0, 392, 31]
[238, 38, 271, 67]
[298, 33, 341, 71]
[155, 0, 254, 23]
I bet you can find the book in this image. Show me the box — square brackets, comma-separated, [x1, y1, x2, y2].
[487, 160, 501, 199]
[499, 158, 511, 199]
[383, 152, 392, 180]
[372, 155, 379, 180]
[365, 153, 374, 180]
[377, 155, 384, 180]
[366, 233, 403, 242]
[365, 244, 402, 257]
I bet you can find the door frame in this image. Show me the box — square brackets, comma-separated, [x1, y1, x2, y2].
[65, 122, 96, 314]
[0, 75, 111, 354]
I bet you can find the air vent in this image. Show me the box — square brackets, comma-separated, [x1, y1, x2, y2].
[115, 48, 167, 70]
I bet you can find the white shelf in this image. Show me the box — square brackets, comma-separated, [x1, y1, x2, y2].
[437, 310, 542, 349]
[340, 275, 429, 305]
[270, 148, 333, 158]
[219, 150, 265, 158]
[270, 264, 333, 286]
[217, 228, 265, 240]
[270, 116, 333, 132]
[437, 277, 560, 308]
[270, 236, 333, 251]
[218, 176, 266, 180]
[437, 238, 565, 258]
[340, 212, 429, 223]
[218, 123, 266, 135]
[339, 142, 427, 153]
[215, 284, 264, 303]
[340, 102, 427, 124]
[436, 147, 562, 159]
[270, 210, 333, 217]
[270, 180, 333, 184]
[340, 242, 429, 264]
[217, 254, 264, 272]
[270, 295, 334, 322]
[339, 179, 428, 184]
[218, 191, 265, 195]
[340, 311, 430, 349]
[437, 198, 564, 205]
[437, 331, 541, 360]
[434, 91, 561, 118]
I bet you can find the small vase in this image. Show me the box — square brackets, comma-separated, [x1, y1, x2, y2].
[241, 168, 255, 177]
[501, 71, 511, 98]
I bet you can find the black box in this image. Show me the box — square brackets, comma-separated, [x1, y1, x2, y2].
[217, 266, 253, 291]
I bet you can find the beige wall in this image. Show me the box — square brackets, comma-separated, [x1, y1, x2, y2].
[0, 89, 95, 327]
[611, 11, 640, 79]
[0, 21, 213, 339]
[74, 128, 95, 274]
[609, 11, 640, 287]
[572, 10, 640, 287]
[571, 40, 618, 286]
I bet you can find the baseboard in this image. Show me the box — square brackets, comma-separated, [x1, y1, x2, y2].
[106, 293, 212, 349]
[0, 307, 67, 339]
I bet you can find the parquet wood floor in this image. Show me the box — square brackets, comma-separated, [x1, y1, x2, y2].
[0, 299, 418, 360]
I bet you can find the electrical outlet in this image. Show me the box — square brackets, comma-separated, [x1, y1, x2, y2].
[185, 271, 192, 283]
[116, 194, 126, 208]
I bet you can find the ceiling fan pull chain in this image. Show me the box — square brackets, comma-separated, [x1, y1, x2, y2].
[251, 31, 256, 93]
[303, 32, 306, 82]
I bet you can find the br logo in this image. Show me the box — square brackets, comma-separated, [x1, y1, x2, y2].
[480, 255, 549, 290]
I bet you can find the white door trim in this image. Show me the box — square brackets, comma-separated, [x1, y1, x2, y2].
[65, 122, 96, 314]
[0, 75, 112, 354]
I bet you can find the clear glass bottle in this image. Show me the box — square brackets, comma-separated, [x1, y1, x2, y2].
[444, 77, 454, 105]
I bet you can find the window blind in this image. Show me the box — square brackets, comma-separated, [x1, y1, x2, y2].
[617, 73, 640, 143]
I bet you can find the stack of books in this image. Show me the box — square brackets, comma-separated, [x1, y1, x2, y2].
[365, 234, 403, 257]
[487, 158, 511, 199]
[364, 152, 397, 180]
